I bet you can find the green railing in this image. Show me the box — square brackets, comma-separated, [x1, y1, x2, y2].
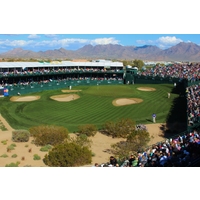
[5, 79, 123, 96]
[187, 80, 200, 86]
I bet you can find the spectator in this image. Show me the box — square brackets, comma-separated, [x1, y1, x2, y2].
[109, 156, 118, 166]
[128, 154, 135, 167]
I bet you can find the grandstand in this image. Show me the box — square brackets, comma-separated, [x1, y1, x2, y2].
[0, 60, 125, 91]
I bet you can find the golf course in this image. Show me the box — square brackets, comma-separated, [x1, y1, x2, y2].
[0, 84, 179, 132]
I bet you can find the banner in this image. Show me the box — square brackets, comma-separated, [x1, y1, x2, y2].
[3, 88, 9, 96]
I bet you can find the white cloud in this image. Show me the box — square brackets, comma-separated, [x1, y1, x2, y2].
[0, 39, 34, 47]
[136, 40, 146, 45]
[156, 36, 183, 49]
[157, 36, 183, 45]
[90, 37, 119, 45]
[34, 37, 119, 47]
[28, 34, 40, 39]
[157, 44, 166, 49]
[34, 38, 89, 47]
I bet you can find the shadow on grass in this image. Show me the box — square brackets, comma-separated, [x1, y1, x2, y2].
[158, 80, 188, 139]
[146, 119, 153, 123]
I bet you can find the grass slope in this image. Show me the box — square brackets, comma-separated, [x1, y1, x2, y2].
[0, 84, 178, 132]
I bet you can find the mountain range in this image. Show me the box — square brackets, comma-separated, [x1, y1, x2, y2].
[1, 42, 200, 61]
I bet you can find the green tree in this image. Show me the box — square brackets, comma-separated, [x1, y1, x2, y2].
[133, 59, 144, 70]
[122, 60, 133, 67]
[29, 125, 69, 146]
[43, 142, 92, 167]
[102, 118, 136, 138]
[111, 129, 151, 159]
[78, 124, 97, 137]
[156, 63, 160, 66]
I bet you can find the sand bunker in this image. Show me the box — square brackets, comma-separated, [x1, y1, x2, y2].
[61, 90, 82, 93]
[10, 96, 40, 102]
[112, 98, 143, 106]
[137, 87, 156, 91]
[50, 94, 80, 102]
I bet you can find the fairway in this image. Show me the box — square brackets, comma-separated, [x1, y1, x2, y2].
[0, 84, 178, 132]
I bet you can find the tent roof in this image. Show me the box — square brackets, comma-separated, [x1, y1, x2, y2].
[0, 61, 123, 68]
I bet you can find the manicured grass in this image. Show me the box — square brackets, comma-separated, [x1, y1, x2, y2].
[0, 84, 179, 132]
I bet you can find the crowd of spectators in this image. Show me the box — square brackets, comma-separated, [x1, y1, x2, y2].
[0, 76, 123, 88]
[0, 67, 122, 77]
[186, 83, 200, 126]
[94, 129, 200, 167]
[138, 63, 200, 82]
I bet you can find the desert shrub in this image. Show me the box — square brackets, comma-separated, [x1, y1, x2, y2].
[29, 125, 69, 146]
[12, 130, 30, 142]
[1, 140, 7, 145]
[25, 144, 29, 147]
[33, 154, 41, 160]
[7, 144, 15, 151]
[70, 134, 92, 148]
[10, 143, 17, 147]
[111, 129, 151, 159]
[5, 161, 20, 167]
[0, 154, 8, 158]
[43, 142, 92, 167]
[78, 124, 97, 137]
[102, 118, 136, 138]
[40, 144, 52, 152]
[11, 154, 18, 158]
[1, 126, 7, 131]
[0, 122, 7, 131]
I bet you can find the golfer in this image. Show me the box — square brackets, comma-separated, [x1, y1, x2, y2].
[152, 113, 156, 123]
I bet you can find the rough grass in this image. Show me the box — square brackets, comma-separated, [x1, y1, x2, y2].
[0, 84, 179, 132]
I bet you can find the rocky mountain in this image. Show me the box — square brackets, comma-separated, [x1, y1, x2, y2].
[0, 42, 200, 61]
[160, 42, 200, 61]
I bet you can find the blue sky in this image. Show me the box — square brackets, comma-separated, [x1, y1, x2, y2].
[0, 34, 199, 53]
